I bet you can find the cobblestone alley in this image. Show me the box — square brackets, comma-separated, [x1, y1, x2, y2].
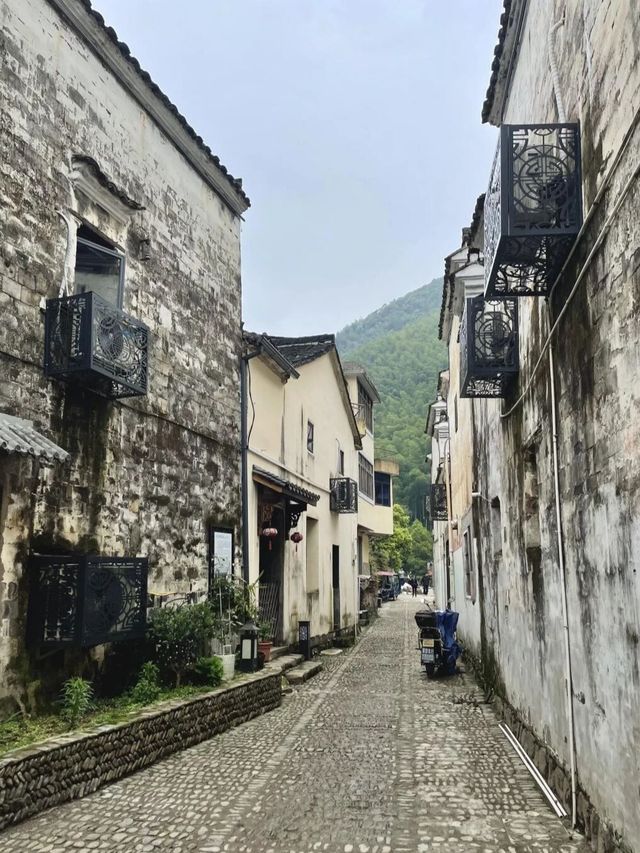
[1, 599, 588, 853]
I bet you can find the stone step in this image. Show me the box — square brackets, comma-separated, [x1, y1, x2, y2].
[266, 653, 303, 673]
[270, 645, 292, 660]
[319, 647, 343, 657]
[284, 660, 323, 685]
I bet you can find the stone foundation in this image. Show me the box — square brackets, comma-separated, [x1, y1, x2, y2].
[0, 671, 281, 831]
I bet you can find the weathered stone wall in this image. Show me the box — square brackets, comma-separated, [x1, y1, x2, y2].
[0, 671, 281, 831]
[0, 0, 244, 707]
[472, 1, 640, 849]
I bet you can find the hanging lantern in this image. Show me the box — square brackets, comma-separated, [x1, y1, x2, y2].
[290, 531, 304, 552]
[261, 527, 278, 550]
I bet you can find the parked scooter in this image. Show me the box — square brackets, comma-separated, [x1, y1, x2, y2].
[415, 607, 461, 678]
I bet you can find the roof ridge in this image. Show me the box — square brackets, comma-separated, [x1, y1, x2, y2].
[74, 0, 249, 207]
[269, 333, 335, 344]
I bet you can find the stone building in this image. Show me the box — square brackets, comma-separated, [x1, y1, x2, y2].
[243, 333, 396, 646]
[428, 1, 640, 850]
[0, 0, 249, 709]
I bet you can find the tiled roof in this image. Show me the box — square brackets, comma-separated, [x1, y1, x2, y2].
[75, 0, 249, 207]
[482, 0, 513, 123]
[0, 414, 69, 462]
[252, 466, 320, 506]
[438, 248, 459, 340]
[268, 335, 336, 367]
[468, 193, 486, 248]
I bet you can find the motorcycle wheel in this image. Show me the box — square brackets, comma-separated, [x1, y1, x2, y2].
[424, 663, 436, 679]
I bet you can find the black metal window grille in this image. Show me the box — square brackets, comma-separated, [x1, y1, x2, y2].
[27, 555, 148, 647]
[484, 123, 582, 297]
[460, 294, 519, 398]
[430, 484, 448, 521]
[358, 454, 374, 499]
[75, 226, 125, 308]
[44, 292, 149, 398]
[374, 472, 391, 507]
[358, 384, 373, 432]
[307, 420, 314, 453]
[330, 478, 358, 513]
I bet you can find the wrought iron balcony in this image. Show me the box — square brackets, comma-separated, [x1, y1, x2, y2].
[460, 295, 518, 398]
[27, 555, 148, 647]
[44, 292, 149, 398]
[430, 484, 448, 521]
[330, 477, 358, 513]
[484, 123, 582, 297]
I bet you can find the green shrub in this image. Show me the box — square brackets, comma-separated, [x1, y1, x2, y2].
[129, 662, 161, 705]
[258, 620, 273, 641]
[149, 603, 215, 687]
[60, 677, 94, 729]
[192, 656, 224, 687]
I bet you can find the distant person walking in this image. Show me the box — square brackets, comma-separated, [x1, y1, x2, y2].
[410, 577, 418, 598]
[421, 574, 429, 595]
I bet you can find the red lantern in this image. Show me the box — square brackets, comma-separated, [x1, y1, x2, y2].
[261, 527, 278, 550]
[290, 531, 304, 552]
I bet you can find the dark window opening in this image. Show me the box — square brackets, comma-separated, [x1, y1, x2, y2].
[358, 383, 373, 432]
[75, 224, 125, 307]
[307, 420, 314, 453]
[523, 446, 541, 572]
[490, 496, 503, 558]
[375, 472, 391, 507]
[338, 449, 345, 475]
[358, 454, 374, 499]
[463, 528, 475, 601]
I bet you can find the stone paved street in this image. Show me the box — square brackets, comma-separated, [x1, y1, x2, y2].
[1, 598, 588, 853]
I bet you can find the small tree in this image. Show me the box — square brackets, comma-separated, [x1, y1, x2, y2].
[149, 602, 215, 687]
[406, 519, 433, 577]
[371, 504, 412, 572]
[60, 677, 94, 729]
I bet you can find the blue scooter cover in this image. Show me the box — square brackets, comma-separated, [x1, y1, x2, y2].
[435, 610, 462, 674]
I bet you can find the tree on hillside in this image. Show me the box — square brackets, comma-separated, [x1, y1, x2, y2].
[406, 520, 433, 578]
[339, 309, 447, 521]
[371, 505, 432, 576]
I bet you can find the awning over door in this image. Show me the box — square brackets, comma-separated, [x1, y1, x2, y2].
[252, 465, 320, 506]
[0, 413, 69, 462]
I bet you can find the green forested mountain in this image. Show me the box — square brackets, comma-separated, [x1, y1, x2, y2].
[336, 278, 447, 520]
[337, 278, 443, 354]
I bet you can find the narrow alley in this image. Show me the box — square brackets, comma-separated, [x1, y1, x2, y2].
[1, 600, 587, 853]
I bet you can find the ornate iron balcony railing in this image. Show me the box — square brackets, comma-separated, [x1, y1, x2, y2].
[460, 295, 518, 398]
[27, 555, 148, 647]
[330, 477, 358, 513]
[44, 292, 149, 398]
[430, 484, 448, 522]
[484, 123, 582, 297]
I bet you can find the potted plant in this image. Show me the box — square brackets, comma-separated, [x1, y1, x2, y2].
[258, 621, 273, 662]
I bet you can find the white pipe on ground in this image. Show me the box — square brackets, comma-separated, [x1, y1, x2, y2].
[499, 722, 568, 818]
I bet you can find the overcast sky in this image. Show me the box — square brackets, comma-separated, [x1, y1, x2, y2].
[97, 0, 503, 336]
